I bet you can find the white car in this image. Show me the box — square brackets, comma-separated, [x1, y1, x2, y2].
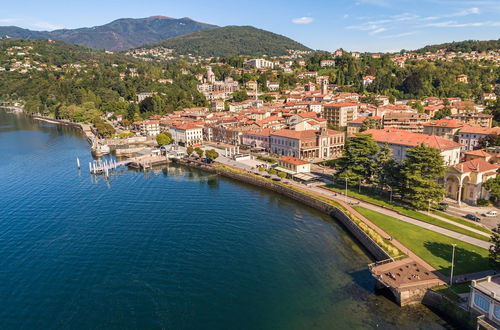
[484, 211, 498, 217]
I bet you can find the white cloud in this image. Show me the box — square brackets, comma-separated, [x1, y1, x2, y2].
[292, 17, 315, 24]
[0, 18, 63, 31]
[380, 31, 418, 39]
[369, 27, 387, 35]
[423, 20, 500, 27]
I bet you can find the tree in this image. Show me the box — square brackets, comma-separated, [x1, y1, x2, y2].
[360, 118, 382, 132]
[277, 171, 287, 179]
[231, 90, 249, 102]
[334, 134, 379, 186]
[433, 107, 452, 120]
[205, 149, 219, 162]
[373, 143, 393, 188]
[94, 121, 115, 138]
[156, 133, 172, 146]
[268, 168, 277, 175]
[195, 147, 204, 158]
[484, 175, 500, 202]
[401, 144, 446, 209]
[489, 224, 500, 270]
[186, 146, 194, 157]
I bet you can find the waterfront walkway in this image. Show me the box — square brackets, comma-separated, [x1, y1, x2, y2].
[309, 185, 491, 250]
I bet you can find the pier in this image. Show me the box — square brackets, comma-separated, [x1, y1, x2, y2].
[89, 155, 170, 175]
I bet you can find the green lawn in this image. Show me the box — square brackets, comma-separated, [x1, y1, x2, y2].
[353, 206, 491, 276]
[324, 185, 491, 242]
[431, 210, 491, 234]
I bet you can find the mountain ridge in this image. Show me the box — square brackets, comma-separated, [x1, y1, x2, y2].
[0, 16, 218, 51]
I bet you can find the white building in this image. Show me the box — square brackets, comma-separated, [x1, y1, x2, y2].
[243, 58, 274, 69]
[363, 128, 463, 166]
[170, 123, 203, 146]
[133, 120, 161, 137]
[469, 276, 500, 328]
[458, 126, 500, 151]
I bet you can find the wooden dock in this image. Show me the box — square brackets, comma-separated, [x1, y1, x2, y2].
[89, 155, 169, 175]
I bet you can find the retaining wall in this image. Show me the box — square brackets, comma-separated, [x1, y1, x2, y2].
[178, 159, 391, 261]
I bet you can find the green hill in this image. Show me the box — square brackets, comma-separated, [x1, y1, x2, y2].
[415, 39, 500, 53]
[149, 26, 311, 57]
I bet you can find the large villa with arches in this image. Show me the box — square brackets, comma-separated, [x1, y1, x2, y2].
[445, 158, 499, 206]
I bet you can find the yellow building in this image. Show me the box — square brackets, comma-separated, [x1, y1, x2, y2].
[445, 159, 499, 205]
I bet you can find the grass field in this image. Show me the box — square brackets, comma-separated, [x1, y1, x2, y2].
[324, 185, 491, 242]
[353, 206, 491, 276]
[431, 210, 491, 234]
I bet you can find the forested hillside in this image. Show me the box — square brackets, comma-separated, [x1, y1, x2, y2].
[0, 39, 207, 122]
[149, 26, 311, 57]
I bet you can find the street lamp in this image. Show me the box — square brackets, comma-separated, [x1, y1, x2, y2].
[345, 177, 348, 203]
[388, 186, 393, 204]
[450, 244, 457, 285]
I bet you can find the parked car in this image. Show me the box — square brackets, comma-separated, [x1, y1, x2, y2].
[484, 211, 498, 217]
[465, 214, 481, 222]
[435, 202, 449, 211]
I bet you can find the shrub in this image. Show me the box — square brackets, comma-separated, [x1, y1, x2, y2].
[477, 199, 490, 206]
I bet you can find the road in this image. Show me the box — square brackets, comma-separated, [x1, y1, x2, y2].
[307, 185, 492, 250]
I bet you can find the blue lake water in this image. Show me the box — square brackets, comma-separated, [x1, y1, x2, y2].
[0, 109, 451, 329]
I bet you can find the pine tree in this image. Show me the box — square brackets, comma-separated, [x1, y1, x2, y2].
[335, 134, 379, 186]
[489, 224, 500, 270]
[401, 144, 446, 209]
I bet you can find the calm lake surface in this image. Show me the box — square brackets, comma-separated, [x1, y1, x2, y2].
[0, 109, 451, 329]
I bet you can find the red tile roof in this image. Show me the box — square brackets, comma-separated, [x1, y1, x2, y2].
[459, 126, 500, 135]
[423, 119, 465, 128]
[278, 156, 310, 165]
[324, 102, 359, 108]
[452, 159, 499, 173]
[363, 128, 462, 150]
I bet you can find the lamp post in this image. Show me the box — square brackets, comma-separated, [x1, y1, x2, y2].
[345, 177, 348, 203]
[450, 244, 457, 285]
[389, 186, 393, 204]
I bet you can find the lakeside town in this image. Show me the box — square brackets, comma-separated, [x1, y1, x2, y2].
[2, 18, 500, 329]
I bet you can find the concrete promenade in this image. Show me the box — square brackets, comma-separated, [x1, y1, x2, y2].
[310, 185, 491, 250]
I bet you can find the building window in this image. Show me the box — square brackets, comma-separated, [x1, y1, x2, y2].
[494, 305, 500, 320]
[474, 293, 491, 312]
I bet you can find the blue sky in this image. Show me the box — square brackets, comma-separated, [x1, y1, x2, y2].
[1, 0, 499, 52]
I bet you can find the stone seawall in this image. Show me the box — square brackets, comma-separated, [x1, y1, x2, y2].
[422, 290, 478, 330]
[178, 159, 391, 261]
[30, 115, 83, 129]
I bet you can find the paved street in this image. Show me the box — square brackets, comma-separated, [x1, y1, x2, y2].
[308, 185, 492, 250]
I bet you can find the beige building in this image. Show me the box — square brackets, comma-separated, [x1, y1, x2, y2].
[276, 156, 311, 174]
[270, 128, 344, 160]
[383, 112, 429, 133]
[323, 102, 359, 127]
[445, 158, 499, 205]
[422, 119, 466, 140]
[451, 113, 493, 128]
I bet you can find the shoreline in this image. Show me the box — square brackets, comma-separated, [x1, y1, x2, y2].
[173, 159, 479, 328]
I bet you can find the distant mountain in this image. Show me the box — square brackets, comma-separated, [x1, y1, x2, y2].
[148, 26, 311, 57]
[0, 16, 218, 51]
[414, 39, 500, 54]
